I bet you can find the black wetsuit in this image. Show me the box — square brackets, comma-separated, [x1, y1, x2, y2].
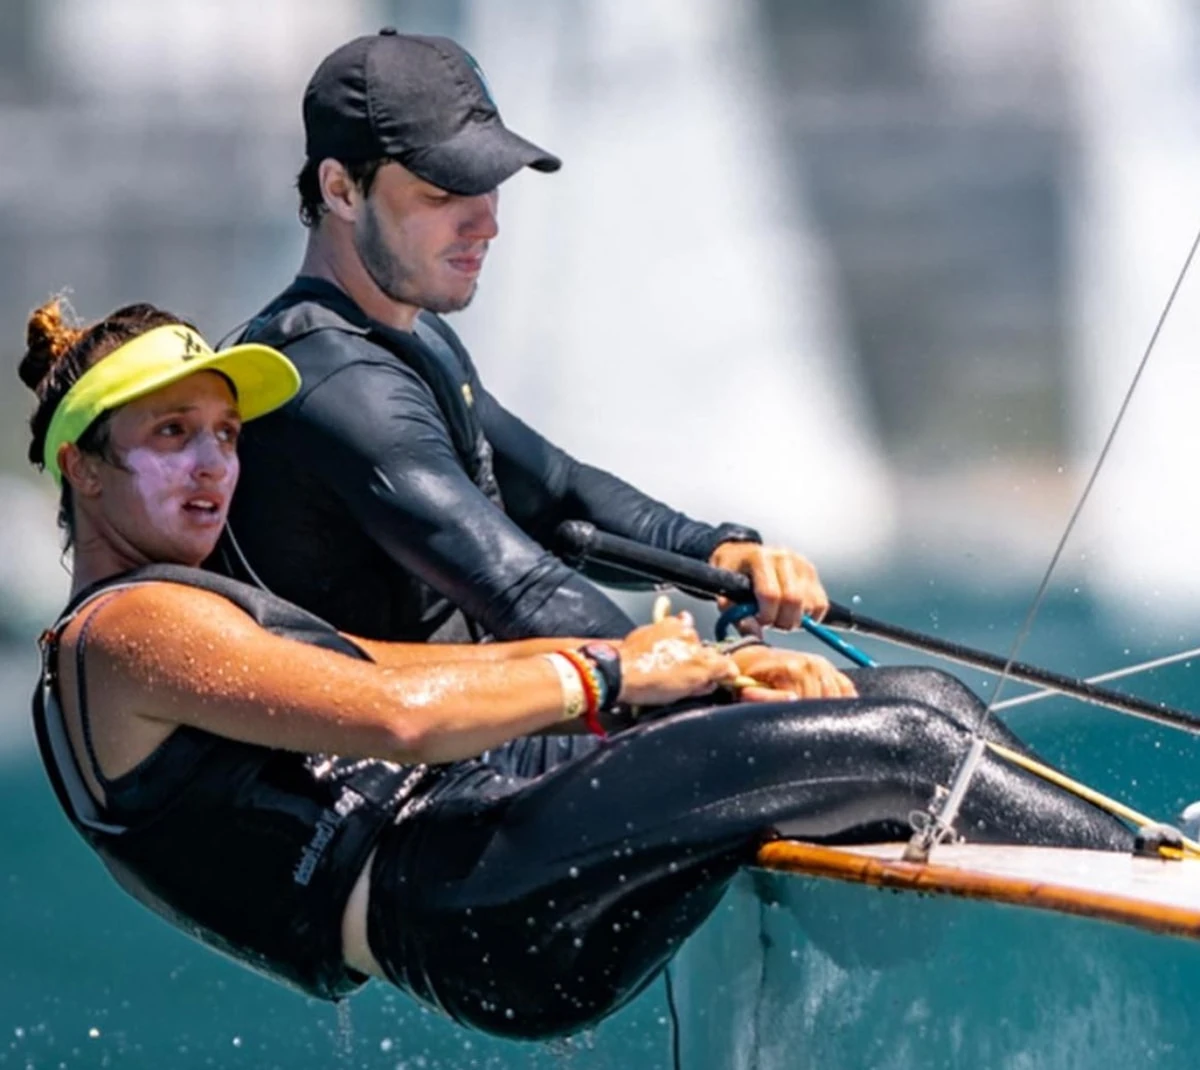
[34, 568, 1133, 1040]
[218, 277, 760, 641]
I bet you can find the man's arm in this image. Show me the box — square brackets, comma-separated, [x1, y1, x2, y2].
[475, 384, 758, 557]
[283, 355, 636, 640]
[475, 384, 828, 629]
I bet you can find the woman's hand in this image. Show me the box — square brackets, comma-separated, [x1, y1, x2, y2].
[731, 646, 857, 703]
[617, 613, 739, 706]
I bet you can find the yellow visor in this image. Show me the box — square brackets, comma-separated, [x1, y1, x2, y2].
[43, 324, 300, 484]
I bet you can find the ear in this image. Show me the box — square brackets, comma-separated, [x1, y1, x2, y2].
[318, 159, 362, 224]
[59, 443, 104, 498]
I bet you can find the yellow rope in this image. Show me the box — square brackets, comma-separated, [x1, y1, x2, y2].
[985, 740, 1200, 859]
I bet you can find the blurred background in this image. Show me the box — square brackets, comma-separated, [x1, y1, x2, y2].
[5, 1, 1200, 1068]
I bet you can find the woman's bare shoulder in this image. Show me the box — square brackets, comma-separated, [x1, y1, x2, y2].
[59, 578, 262, 655]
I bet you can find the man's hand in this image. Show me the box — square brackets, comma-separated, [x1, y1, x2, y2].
[731, 645, 857, 702]
[708, 542, 828, 632]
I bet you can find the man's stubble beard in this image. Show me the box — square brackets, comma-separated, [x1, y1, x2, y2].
[355, 200, 477, 315]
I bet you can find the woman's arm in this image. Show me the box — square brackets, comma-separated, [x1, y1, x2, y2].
[348, 633, 584, 670]
[74, 584, 582, 765]
[72, 584, 737, 766]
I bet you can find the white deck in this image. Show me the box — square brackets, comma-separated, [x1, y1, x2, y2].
[841, 841, 1200, 913]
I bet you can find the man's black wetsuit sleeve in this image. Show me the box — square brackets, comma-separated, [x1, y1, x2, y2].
[474, 384, 760, 560]
[282, 353, 637, 640]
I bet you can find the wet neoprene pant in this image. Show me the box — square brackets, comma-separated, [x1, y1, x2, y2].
[365, 668, 1133, 1040]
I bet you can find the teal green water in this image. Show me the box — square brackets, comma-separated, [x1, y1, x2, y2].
[3, 586, 1200, 1068]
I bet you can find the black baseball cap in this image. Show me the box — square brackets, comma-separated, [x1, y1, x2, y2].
[303, 29, 562, 197]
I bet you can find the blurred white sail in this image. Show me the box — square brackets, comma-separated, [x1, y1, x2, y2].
[0, 477, 69, 630]
[457, 0, 895, 574]
[43, 0, 376, 104]
[1063, 0, 1200, 621]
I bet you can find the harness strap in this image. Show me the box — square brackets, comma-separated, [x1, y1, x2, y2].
[34, 583, 149, 837]
[74, 593, 121, 793]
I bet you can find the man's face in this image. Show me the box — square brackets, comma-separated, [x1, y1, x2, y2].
[353, 162, 500, 314]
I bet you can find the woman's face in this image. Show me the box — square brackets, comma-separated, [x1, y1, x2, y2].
[83, 371, 242, 567]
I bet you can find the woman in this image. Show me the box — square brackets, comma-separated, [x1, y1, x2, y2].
[23, 298, 1132, 1041]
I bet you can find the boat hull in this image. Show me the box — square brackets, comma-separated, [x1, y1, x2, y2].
[672, 862, 1200, 1069]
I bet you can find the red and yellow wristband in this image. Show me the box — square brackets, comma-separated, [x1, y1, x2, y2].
[541, 645, 620, 738]
[559, 649, 607, 737]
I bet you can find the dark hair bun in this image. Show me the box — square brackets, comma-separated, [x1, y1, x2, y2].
[19, 298, 84, 394]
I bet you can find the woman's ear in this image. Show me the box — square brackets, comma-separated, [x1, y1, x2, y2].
[59, 443, 103, 498]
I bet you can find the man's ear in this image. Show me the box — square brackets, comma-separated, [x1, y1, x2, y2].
[59, 443, 103, 498]
[318, 159, 362, 223]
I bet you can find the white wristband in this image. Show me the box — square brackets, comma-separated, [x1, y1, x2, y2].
[541, 652, 587, 721]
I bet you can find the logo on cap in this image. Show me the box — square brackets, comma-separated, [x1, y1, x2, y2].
[176, 329, 205, 361]
[463, 51, 496, 110]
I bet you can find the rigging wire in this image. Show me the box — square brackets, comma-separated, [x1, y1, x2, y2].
[991, 644, 1200, 712]
[905, 221, 1200, 861]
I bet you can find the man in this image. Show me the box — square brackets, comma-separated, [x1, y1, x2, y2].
[220, 29, 829, 643]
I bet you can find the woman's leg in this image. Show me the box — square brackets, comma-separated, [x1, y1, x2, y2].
[367, 695, 1133, 1040]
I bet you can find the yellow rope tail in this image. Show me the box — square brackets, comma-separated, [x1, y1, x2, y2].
[986, 740, 1200, 859]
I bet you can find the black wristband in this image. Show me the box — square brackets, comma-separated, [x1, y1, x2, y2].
[695, 523, 763, 561]
[579, 642, 623, 712]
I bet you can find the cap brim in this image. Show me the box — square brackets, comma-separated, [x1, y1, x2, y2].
[402, 119, 561, 197]
[42, 329, 302, 484]
[199, 344, 302, 422]
[105, 343, 301, 424]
